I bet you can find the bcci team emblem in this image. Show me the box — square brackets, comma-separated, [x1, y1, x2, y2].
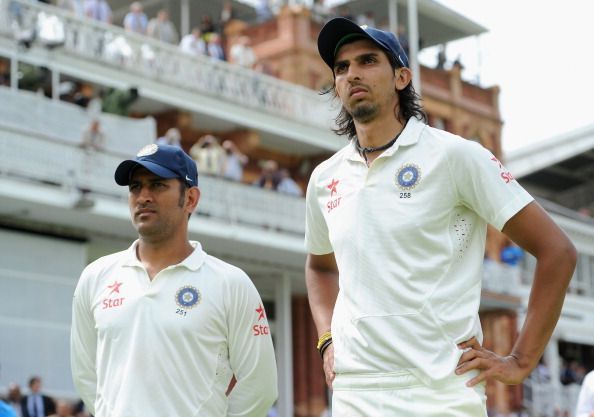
[175, 286, 201, 309]
[137, 144, 158, 157]
[396, 163, 421, 190]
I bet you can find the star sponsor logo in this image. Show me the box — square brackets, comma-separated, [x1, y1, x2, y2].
[253, 303, 270, 336]
[107, 281, 122, 295]
[326, 178, 342, 213]
[102, 280, 125, 310]
[490, 156, 515, 183]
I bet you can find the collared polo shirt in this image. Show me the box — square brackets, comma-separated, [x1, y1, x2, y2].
[71, 241, 277, 417]
[305, 118, 533, 384]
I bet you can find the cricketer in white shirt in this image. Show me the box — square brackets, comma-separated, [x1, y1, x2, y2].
[305, 117, 533, 383]
[576, 370, 594, 417]
[71, 240, 277, 417]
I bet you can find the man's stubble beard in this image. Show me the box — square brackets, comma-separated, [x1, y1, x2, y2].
[350, 102, 379, 124]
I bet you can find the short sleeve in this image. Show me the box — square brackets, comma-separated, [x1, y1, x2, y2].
[446, 140, 533, 231]
[304, 168, 333, 254]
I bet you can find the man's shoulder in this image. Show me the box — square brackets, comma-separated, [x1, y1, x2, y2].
[202, 254, 251, 286]
[310, 142, 352, 179]
[82, 247, 130, 277]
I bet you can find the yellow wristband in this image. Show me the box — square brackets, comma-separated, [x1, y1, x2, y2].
[316, 331, 332, 350]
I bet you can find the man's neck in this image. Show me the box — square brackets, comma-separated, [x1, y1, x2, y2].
[355, 115, 404, 148]
[136, 236, 194, 280]
[354, 116, 406, 165]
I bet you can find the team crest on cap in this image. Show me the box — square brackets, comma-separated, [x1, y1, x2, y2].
[396, 163, 421, 190]
[175, 286, 201, 309]
[137, 144, 159, 157]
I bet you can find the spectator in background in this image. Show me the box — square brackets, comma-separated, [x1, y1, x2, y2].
[222, 140, 247, 181]
[435, 44, 447, 70]
[206, 33, 225, 60]
[101, 87, 139, 116]
[189, 134, 226, 176]
[147, 9, 179, 44]
[229, 36, 256, 68]
[179, 28, 206, 56]
[576, 370, 594, 417]
[6, 384, 23, 417]
[156, 127, 182, 148]
[356, 10, 376, 27]
[0, 365, 18, 417]
[397, 25, 410, 57]
[311, 0, 331, 24]
[277, 168, 302, 196]
[123, 2, 148, 35]
[253, 160, 280, 191]
[84, 0, 112, 23]
[47, 401, 74, 417]
[80, 119, 106, 151]
[20, 377, 55, 417]
[220, 1, 235, 31]
[200, 15, 216, 36]
[56, 0, 84, 18]
[255, 0, 272, 23]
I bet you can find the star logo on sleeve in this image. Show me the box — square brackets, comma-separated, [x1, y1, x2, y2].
[256, 304, 266, 321]
[253, 304, 269, 336]
[107, 281, 123, 295]
[327, 178, 339, 197]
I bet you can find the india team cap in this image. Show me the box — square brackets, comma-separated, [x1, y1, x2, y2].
[317, 17, 409, 70]
[114, 144, 198, 186]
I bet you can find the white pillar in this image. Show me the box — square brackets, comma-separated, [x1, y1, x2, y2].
[388, 0, 398, 33]
[407, 0, 421, 93]
[51, 68, 60, 101]
[10, 54, 18, 90]
[275, 273, 293, 417]
[180, 0, 189, 36]
[545, 336, 562, 412]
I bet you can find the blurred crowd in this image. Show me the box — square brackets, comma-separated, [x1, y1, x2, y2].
[0, 376, 90, 417]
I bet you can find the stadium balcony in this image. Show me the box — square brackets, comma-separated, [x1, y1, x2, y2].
[0, 0, 342, 155]
[0, 87, 305, 240]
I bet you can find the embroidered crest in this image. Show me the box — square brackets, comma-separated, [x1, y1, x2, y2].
[175, 286, 201, 309]
[137, 144, 158, 157]
[395, 164, 421, 190]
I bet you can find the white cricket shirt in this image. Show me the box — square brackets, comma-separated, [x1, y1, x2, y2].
[305, 118, 533, 384]
[576, 370, 594, 417]
[71, 241, 277, 417]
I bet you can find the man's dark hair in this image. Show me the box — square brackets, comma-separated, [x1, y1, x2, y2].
[322, 48, 427, 140]
[177, 180, 194, 219]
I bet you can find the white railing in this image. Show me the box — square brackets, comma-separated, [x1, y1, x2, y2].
[0, 113, 305, 235]
[482, 259, 522, 296]
[523, 374, 581, 417]
[0, 0, 334, 130]
[0, 86, 155, 155]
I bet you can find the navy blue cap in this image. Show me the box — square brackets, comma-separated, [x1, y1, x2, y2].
[115, 144, 198, 186]
[318, 18, 409, 70]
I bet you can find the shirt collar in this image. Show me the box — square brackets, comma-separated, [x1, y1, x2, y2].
[346, 117, 425, 162]
[122, 240, 206, 271]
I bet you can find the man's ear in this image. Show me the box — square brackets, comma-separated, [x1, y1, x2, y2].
[187, 187, 200, 213]
[395, 67, 413, 91]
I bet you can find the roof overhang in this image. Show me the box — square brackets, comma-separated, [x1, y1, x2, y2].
[330, 0, 487, 47]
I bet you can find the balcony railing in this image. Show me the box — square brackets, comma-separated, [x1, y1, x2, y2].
[0, 86, 155, 155]
[523, 374, 581, 417]
[0, 88, 305, 235]
[0, 0, 333, 130]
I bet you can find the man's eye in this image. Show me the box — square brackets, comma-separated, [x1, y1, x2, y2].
[363, 56, 376, 64]
[334, 64, 347, 74]
[129, 184, 139, 191]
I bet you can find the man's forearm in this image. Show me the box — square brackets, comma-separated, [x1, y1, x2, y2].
[511, 246, 576, 372]
[305, 266, 339, 335]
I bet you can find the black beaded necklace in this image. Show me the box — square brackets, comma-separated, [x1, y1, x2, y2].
[355, 127, 405, 164]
